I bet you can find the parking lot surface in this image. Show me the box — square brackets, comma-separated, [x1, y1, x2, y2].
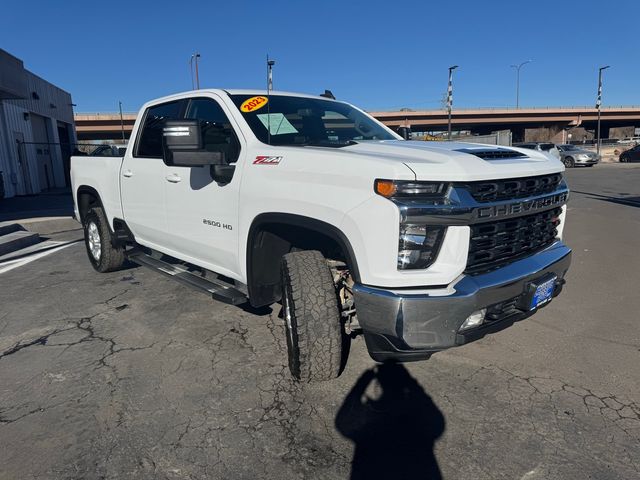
[0, 164, 639, 479]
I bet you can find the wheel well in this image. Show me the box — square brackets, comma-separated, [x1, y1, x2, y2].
[76, 186, 102, 223]
[247, 214, 359, 308]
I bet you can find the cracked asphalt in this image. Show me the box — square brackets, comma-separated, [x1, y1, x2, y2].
[0, 164, 639, 479]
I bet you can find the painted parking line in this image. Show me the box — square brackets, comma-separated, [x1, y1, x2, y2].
[0, 241, 80, 275]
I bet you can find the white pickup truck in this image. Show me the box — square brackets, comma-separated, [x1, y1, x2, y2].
[71, 89, 571, 381]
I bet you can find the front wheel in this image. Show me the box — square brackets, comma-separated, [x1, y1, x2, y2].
[563, 157, 575, 168]
[83, 206, 125, 273]
[281, 250, 344, 382]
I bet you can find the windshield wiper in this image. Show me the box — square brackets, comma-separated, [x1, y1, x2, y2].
[297, 140, 358, 148]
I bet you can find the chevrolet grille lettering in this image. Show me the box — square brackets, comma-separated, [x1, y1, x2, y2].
[477, 193, 568, 220]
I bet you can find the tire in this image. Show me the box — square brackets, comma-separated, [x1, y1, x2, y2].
[281, 250, 343, 382]
[620, 156, 627, 163]
[83, 206, 125, 273]
[563, 157, 575, 168]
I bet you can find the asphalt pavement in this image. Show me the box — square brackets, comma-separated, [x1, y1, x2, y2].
[0, 164, 638, 479]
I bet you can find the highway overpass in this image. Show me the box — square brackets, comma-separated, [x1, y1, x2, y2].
[75, 106, 640, 143]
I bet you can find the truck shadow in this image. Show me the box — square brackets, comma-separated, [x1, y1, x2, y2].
[571, 190, 640, 208]
[335, 362, 445, 480]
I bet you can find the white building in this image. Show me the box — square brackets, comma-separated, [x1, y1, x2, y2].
[0, 49, 76, 198]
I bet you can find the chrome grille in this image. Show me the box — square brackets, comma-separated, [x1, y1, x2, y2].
[462, 174, 563, 203]
[466, 207, 562, 274]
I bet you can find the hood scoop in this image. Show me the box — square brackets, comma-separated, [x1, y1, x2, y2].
[456, 148, 528, 160]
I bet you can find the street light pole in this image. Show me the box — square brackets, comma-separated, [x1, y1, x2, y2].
[510, 60, 531, 109]
[194, 53, 201, 89]
[190, 53, 201, 90]
[267, 55, 275, 92]
[596, 65, 610, 157]
[447, 65, 458, 141]
[118, 101, 125, 143]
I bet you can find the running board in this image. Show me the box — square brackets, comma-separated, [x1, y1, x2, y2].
[126, 250, 247, 306]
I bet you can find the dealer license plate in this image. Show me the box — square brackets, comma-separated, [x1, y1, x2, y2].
[530, 276, 557, 310]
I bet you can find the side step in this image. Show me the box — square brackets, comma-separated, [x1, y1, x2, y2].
[126, 250, 247, 306]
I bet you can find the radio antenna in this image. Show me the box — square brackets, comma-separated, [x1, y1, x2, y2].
[266, 55, 275, 145]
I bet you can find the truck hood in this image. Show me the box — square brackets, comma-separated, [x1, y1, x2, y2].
[343, 140, 564, 181]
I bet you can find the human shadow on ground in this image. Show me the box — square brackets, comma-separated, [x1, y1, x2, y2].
[335, 362, 445, 480]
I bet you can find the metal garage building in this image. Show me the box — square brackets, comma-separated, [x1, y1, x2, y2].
[0, 49, 76, 199]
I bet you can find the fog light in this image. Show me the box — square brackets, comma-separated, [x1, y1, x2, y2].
[460, 309, 487, 330]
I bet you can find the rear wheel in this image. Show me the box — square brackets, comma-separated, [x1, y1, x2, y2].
[563, 157, 575, 168]
[83, 206, 125, 272]
[281, 250, 344, 382]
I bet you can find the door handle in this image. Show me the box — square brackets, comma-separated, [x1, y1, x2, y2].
[122, 170, 133, 178]
[165, 173, 182, 183]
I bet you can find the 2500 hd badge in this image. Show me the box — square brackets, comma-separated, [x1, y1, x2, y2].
[203, 219, 232, 230]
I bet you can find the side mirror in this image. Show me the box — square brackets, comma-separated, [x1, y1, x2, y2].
[162, 120, 225, 167]
[211, 164, 235, 185]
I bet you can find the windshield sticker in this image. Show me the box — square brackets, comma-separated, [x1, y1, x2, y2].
[253, 155, 282, 165]
[240, 96, 268, 112]
[256, 113, 298, 135]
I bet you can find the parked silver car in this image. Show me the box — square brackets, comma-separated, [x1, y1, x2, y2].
[557, 144, 599, 168]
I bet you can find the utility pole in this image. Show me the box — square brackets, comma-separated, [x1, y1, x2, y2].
[118, 101, 125, 143]
[596, 65, 610, 157]
[510, 60, 532, 109]
[447, 65, 458, 141]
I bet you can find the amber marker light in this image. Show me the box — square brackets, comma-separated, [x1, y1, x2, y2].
[374, 179, 397, 198]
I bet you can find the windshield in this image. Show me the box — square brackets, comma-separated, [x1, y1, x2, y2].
[229, 94, 396, 147]
[560, 144, 578, 151]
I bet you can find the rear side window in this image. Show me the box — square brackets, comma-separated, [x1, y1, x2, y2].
[136, 100, 183, 158]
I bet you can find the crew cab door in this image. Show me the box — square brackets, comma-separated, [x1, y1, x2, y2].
[121, 99, 184, 249]
[162, 95, 244, 279]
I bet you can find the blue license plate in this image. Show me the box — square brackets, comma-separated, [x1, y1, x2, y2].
[530, 276, 557, 310]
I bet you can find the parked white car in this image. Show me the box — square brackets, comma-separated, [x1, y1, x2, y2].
[71, 89, 571, 381]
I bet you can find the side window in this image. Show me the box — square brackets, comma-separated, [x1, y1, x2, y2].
[136, 100, 183, 158]
[185, 98, 241, 163]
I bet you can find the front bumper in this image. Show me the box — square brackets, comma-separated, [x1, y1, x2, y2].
[353, 240, 571, 362]
[576, 158, 599, 165]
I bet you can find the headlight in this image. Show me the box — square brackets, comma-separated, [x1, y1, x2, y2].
[577, 154, 590, 160]
[375, 179, 447, 199]
[398, 224, 446, 270]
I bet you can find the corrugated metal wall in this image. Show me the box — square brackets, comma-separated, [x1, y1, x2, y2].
[0, 70, 76, 198]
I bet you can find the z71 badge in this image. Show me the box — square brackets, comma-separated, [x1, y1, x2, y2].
[253, 156, 282, 165]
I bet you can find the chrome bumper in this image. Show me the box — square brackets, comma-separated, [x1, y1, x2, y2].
[353, 241, 572, 362]
[576, 158, 599, 165]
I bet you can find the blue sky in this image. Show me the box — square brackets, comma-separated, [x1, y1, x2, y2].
[2, 0, 637, 113]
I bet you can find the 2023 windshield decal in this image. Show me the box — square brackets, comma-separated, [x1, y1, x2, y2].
[240, 96, 268, 112]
